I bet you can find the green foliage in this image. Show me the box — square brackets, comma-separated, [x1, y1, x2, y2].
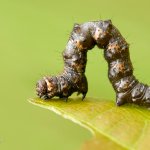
[29, 98, 150, 150]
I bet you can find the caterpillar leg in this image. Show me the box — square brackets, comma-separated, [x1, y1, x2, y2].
[116, 97, 126, 106]
[59, 90, 71, 101]
[41, 95, 49, 100]
[77, 75, 88, 100]
[116, 93, 128, 106]
[82, 92, 87, 100]
[76, 91, 87, 100]
[59, 95, 69, 102]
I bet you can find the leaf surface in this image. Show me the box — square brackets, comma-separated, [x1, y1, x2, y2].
[29, 98, 150, 150]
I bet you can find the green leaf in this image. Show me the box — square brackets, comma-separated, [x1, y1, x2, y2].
[29, 98, 150, 150]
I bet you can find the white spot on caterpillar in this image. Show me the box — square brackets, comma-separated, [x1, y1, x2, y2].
[44, 77, 53, 91]
[94, 28, 102, 40]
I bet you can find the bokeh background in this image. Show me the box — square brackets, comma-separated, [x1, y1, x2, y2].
[1, 0, 150, 149]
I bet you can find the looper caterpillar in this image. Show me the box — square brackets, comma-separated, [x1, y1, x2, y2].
[36, 20, 150, 107]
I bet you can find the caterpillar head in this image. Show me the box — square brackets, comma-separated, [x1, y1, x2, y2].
[36, 76, 58, 99]
[94, 20, 112, 48]
[73, 23, 95, 50]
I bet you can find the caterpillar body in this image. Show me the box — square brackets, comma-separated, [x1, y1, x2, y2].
[36, 22, 96, 100]
[103, 25, 150, 107]
[36, 20, 150, 107]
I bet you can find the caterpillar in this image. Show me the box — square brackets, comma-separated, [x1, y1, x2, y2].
[36, 20, 150, 107]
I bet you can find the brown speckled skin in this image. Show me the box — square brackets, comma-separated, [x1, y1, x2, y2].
[103, 22, 150, 106]
[36, 20, 113, 100]
[36, 20, 150, 106]
[36, 22, 96, 100]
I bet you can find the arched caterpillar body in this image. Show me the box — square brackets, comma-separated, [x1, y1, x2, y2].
[36, 22, 96, 100]
[36, 20, 111, 100]
[36, 20, 150, 106]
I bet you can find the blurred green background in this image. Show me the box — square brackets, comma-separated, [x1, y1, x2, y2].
[1, 0, 150, 149]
